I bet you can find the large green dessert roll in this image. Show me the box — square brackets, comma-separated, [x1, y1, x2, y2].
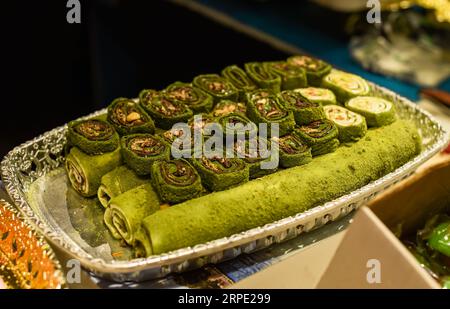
[212, 100, 247, 117]
[274, 134, 312, 168]
[65, 146, 122, 197]
[139, 89, 193, 130]
[279, 90, 326, 125]
[191, 153, 249, 191]
[138, 120, 422, 255]
[164, 82, 213, 113]
[244, 62, 281, 93]
[345, 96, 396, 127]
[246, 89, 296, 136]
[264, 61, 307, 90]
[104, 183, 160, 245]
[323, 105, 367, 143]
[294, 87, 337, 106]
[151, 159, 204, 204]
[234, 138, 278, 179]
[107, 98, 155, 135]
[221, 65, 257, 100]
[192, 74, 239, 103]
[67, 119, 119, 155]
[321, 70, 371, 103]
[294, 119, 340, 156]
[121, 133, 171, 176]
[218, 113, 258, 138]
[97, 166, 149, 208]
[287, 55, 332, 86]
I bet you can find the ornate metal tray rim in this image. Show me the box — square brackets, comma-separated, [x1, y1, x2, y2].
[1, 83, 448, 281]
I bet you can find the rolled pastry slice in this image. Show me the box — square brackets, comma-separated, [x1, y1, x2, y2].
[159, 126, 200, 158]
[287, 55, 332, 86]
[103, 183, 161, 245]
[65, 146, 122, 197]
[221, 65, 257, 100]
[321, 70, 371, 103]
[139, 89, 193, 130]
[246, 89, 296, 136]
[218, 112, 258, 138]
[294, 87, 337, 106]
[279, 90, 326, 125]
[244, 62, 281, 93]
[323, 105, 367, 143]
[234, 138, 278, 179]
[273, 134, 312, 168]
[187, 113, 217, 136]
[212, 100, 247, 117]
[121, 133, 171, 176]
[151, 159, 204, 204]
[107, 97, 155, 135]
[192, 74, 239, 104]
[164, 81, 213, 113]
[67, 119, 119, 155]
[264, 61, 307, 90]
[294, 119, 340, 156]
[345, 96, 396, 127]
[97, 166, 149, 208]
[191, 152, 249, 191]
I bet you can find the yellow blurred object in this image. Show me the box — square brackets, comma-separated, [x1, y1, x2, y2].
[382, 0, 450, 23]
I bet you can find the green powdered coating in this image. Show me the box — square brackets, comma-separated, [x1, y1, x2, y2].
[104, 183, 161, 245]
[278, 90, 326, 125]
[294, 87, 337, 106]
[345, 96, 396, 127]
[294, 119, 340, 156]
[67, 119, 119, 155]
[139, 120, 421, 255]
[287, 55, 332, 86]
[121, 134, 171, 176]
[164, 82, 213, 113]
[275, 134, 312, 168]
[107, 97, 155, 135]
[264, 61, 307, 90]
[221, 65, 257, 100]
[244, 62, 282, 93]
[192, 74, 239, 104]
[323, 105, 367, 143]
[97, 165, 149, 208]
[139, 89, 193, 130]
[234, 138, 278, 179]
[321, 70, 371, 103]
[151, 159, 204, 204]
[212, 100, 247, 117]
[217, 113, 258, 138]
[65, 146, 122, 197]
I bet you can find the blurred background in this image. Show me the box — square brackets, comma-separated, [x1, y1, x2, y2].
[2, 0, 449, 158]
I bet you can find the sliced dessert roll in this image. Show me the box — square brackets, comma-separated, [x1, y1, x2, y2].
[221, 65, 257, 100]
[107, 98, 155, 135]
[287, 55, 332, 86]
[323, 105, 367, 143]
[234, 137, 278, 179]
[164, 82, 213, 113]
[217, 112, 258, 139]
[279, 90, 326, 125]
[67, 119, 119, 155]
[212, 100, 247, 117]
[151, 159, 204, 204]
[121, 133, 171, 176]
[294, 119, 340, 156]
[244, 62, 281, 93]
[273, 134, 312, 168]
[193, 74, 239, 103]
[160, 126, 202, 158]
[264, 61, 307, 90]
[294, 87, 337, 106]
[345, 96, 396, 127]
[187, 113, 217, 136]
[321, 70, 371, 103]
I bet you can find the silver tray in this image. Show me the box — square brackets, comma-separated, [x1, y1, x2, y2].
[1, 83, 448, 282]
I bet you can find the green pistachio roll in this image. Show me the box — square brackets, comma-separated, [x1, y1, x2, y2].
[234, 137, 278, 179]
[192, 74, 239, 104]
[97, 166, 149, 208]
[294, 87, 337, 106]
[212, 100, 247, 117]
[121, 134, 171, 176]
[188, 113, 218, 136]
[221, 65, 257, 100]
[264, 61, 307, 90]
[246, 89, 296, 136]
[139, 89, 193, 130]
[160, 126, 202, 158]
[151, 159, 204, 204]
[345, 96, 396, 127]
[218, 112, 258, 139]
[321, 70, 371, 103]
[273, 134, 312, 168]
[164, 82, 213, 113]
[67, 119, 119, 155]
[294, 119, 340, 156]
[279, 90, 326, 125]
[65, 146, 122, 197]
[287, 55, 332, 86]
[244, 62, 281, 93]
[107, 97, 155, 135]
[323, 105, 367, 143]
